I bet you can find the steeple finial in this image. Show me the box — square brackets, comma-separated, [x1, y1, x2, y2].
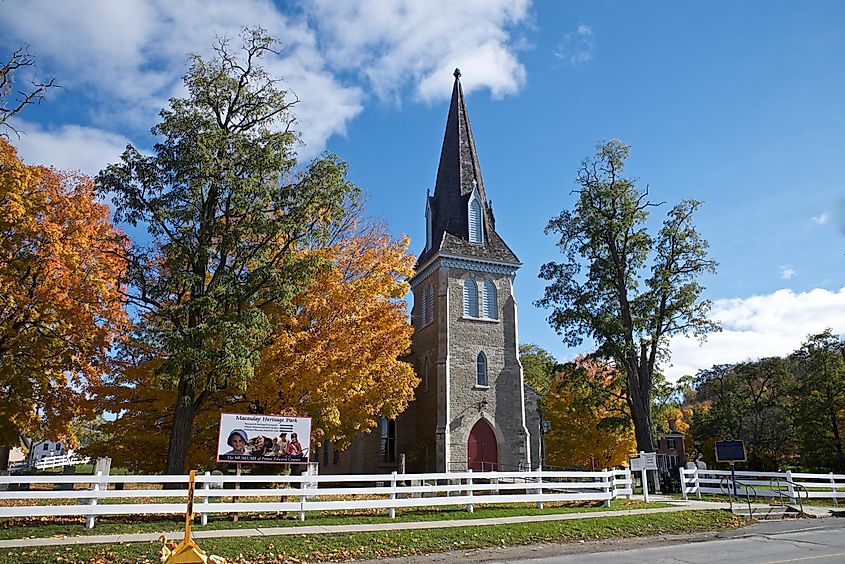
[453, 68, 461, 79]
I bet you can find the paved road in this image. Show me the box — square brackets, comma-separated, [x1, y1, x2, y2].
[498, 519, 845, 564]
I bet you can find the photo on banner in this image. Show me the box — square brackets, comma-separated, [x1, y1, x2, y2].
[217, 413, 311, 464]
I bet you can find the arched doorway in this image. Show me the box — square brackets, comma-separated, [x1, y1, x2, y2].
[468, 419, 498, 471]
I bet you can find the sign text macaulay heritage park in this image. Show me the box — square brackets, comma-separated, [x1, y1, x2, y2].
[217, 413, 311, 464]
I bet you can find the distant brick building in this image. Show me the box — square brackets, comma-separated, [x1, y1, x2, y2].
[320, 70, 540, 474]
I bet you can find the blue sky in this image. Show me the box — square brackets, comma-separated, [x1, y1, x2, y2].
[4, 1, 844, 379]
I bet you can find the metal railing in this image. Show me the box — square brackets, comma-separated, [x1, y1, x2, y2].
[770, 477, 808, 516]
[720, 475, 756, 517]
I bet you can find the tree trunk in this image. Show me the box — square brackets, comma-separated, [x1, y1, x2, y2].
[165, 388, 197, 477]
[0, 446, 10, 471]
[631, 403, 655, 452]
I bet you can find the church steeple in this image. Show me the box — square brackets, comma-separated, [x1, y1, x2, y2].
[419, 69, 520, 267]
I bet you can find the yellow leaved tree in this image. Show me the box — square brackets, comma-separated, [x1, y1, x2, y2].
[544, 357, 636, 469]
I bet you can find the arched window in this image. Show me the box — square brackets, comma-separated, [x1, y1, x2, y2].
[426, 285, 434, 325]
[476, 352, 488, 387]
[469, 197, 483, 244]
[419, 287, 428, 327]
[482, 278, 497, 319]
[463, 277, 478, 317]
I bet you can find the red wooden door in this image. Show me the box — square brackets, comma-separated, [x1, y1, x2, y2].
[468, 419, 498, 471]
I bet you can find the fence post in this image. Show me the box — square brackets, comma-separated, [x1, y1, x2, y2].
[786, 470, 795, 501]
[201, 471, 210, 525]
[694, 469, 701, 500]
[466, 469, 474, 513]
[535, 469, 544, 509]
[611, 469, 618, 502]
[602, 468, 611, 507]
[680, 467, 688, 500]
[389, 471, 397, 519]
[624, 468, 632, 499]
[85, 471, 101, 529]
[299, 469, 308, 521]
[831, 472, 838, 506]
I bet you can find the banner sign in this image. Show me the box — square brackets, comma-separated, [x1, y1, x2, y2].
[217, 413, 311, 464]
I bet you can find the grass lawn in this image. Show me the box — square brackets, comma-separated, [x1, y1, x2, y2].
[0, 499, 666, 540]
[2, 509, 743, 563]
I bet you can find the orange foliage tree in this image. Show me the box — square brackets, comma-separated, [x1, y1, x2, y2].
[0, 139, 127, 447]
[88, 226, 417, 471]
[544, 357, 635, 469]
[254, 227, 418, 447]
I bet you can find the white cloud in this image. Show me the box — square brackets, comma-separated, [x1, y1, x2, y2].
[665, 288, 845, 381]
[2, 0, 364, 157]
[779, 265, 796, 279]
[305, 0, 531, 101]
[553, 23, 594, 66]
[3, 0, 533, 163]
[12, 121, 130, 177]
[812, 213, 829, 225]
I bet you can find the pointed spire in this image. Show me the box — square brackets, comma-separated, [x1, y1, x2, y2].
[417, 69, 520, 268]
[430, 69, 489, 242]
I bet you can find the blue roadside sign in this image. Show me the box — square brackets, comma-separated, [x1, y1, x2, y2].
[715, 437, 746, 463]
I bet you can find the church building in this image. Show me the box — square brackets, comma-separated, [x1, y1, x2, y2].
[320, 70, 541, 474]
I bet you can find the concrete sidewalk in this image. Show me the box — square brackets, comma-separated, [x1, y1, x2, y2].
[0, 500, 739, 549]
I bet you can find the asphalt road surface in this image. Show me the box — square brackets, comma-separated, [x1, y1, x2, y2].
[513, 519, 845, 563]
[364, 518, 845, 564]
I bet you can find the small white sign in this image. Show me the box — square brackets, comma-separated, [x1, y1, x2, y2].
[217, 413, 311, 465]
[629, 452, 658, 471]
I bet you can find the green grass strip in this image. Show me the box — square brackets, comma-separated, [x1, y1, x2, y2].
[0, 500, 664, 540]
[4, 510, 742, 563]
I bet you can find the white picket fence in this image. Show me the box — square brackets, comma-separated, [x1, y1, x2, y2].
[0, 469, 632, 528]
[679, 467, 845, 503]
[9, 454, 91, 472]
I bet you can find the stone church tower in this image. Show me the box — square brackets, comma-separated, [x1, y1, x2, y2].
[396, 69, 534, 472]
[317, 70, 539, 475]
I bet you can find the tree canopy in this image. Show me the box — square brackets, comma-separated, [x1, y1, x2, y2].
[537, 139, 718, 452]
[88, 225, 417, 472]
[95, 28, 360, 473]
[543, 357, 635, 469]
[0, 138, 127, 447]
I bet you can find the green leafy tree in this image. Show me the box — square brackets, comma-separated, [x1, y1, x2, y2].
[693, 359, 795, 470]
[96, 29, 358, 474]
[537, 140, 718, 452]
[519, 343, 559, 396]
[790, 330, 845, 471]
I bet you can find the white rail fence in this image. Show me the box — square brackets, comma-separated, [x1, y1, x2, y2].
[9, 454, 92, 472]
[679, 468, 845, 503]
[0, 469, 632, 528]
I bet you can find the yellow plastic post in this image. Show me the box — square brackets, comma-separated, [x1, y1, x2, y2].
[161, 470, 212, 563]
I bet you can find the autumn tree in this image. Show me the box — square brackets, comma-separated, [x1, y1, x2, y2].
[1, 46, 58, 137]
[88, 225, 416, 472]
[790, 330, 845, 471]
[537, 140, 718, 452]
[544, 357, 635, 469]
[0, 139, 128, 465]
[96, 29, 359, 474]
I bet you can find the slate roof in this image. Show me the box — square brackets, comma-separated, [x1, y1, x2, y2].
[416, 69, 521, 269]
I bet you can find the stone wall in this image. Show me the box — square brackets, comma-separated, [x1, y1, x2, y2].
[444, 268, 529, 471]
